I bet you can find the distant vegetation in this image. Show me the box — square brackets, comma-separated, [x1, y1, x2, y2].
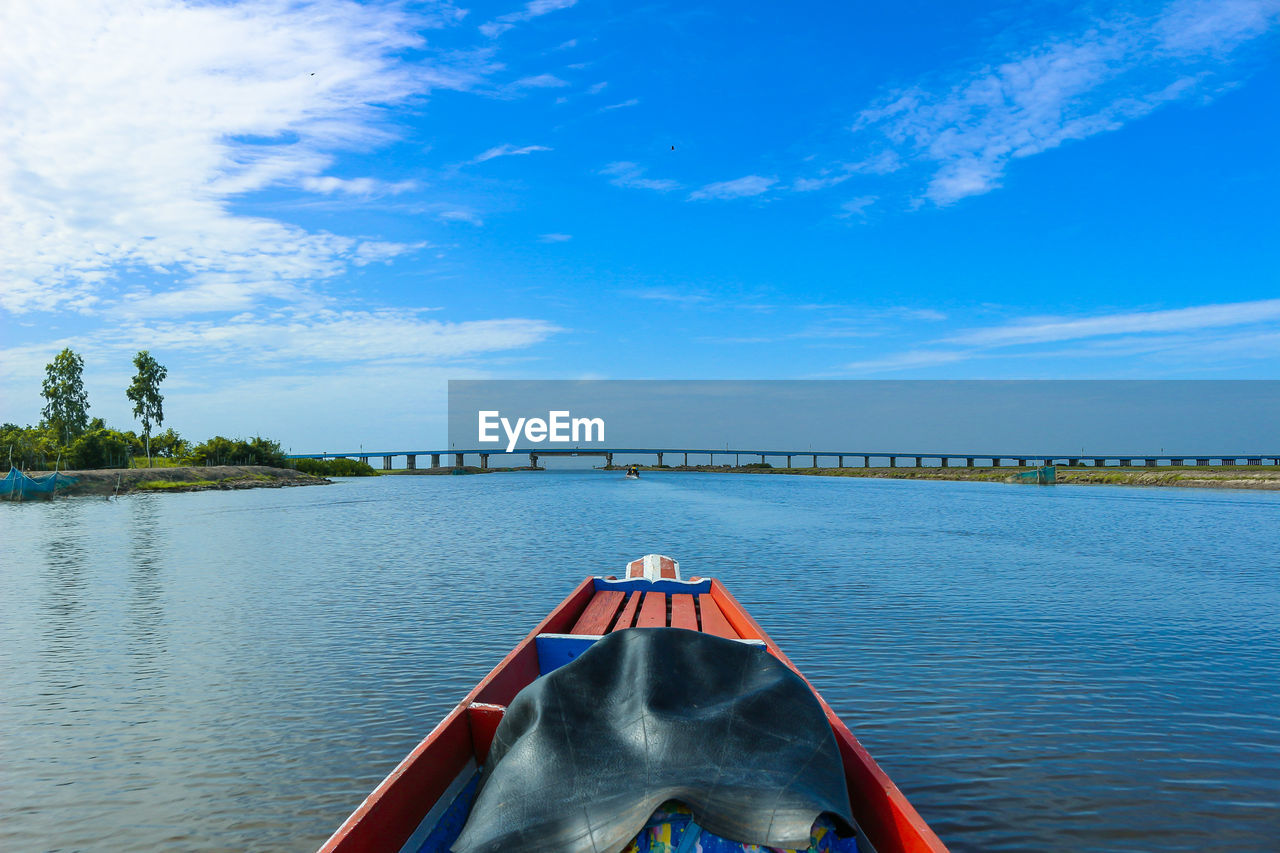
[292, 457, 379, 477]
[741, 462, 773, 469]
[3, 347, 294, 472]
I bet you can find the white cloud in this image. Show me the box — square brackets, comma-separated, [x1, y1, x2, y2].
[586, 82, 608, 95]
[480, 0, 577, 38]
[301, 176, 417, 195]
[0, 0, 480, 315]
[510, 73, 571, 89]
[842, 350, 970, 373]
[853, 0, 1280, 205]
[539, 233, 573, 242]
[837, 298, 1280, 374]
[688, 175, 777, 201]
[599, 162, 680, 192]
[623, 288, 710, 305]
[946, 298, 1280, 347]
[602, 98, 640, 110]
[836, 196, 877, 219]
[470, 143, 553, 163]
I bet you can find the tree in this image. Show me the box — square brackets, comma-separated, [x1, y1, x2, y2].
[41, 348, 89, 447]
[126, 350, 167, 467]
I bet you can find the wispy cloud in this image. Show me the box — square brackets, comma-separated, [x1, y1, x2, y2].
[481, 0, 578, 38]
[602, 98, 640, 110]
[836, 196, 877, 219]
[510, 73, 570, 90]
[302, 176, 417, 196]
[623, 288, 710, 305]
[470, 143, 553, 163]
[0, 0, 480, 315]
[539, 233, 572, 242]
[946, 298, 1280, 347]
[853, 0, 1280, 205]
[599, 161, 680, 192]
[689, 175, 777, 201]
[586, 81, 608, 95]
[841, 298, 1280, 374]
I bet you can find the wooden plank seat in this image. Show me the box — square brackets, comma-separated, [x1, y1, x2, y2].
[569, 590, 626, 634]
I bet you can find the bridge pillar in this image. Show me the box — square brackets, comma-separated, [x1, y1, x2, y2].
[838, 455, 844, 467]
[605, 453, 613, 467]
[1068, 458, 1079, 467]
[1017, 458, 1026, 467]
[480, 454, 488, 470]
[941, 457, 949, 467]
[786, 455, 792, 467]
[863, 455, 870, 467]
[1222, 458, 1236, 466]
[709, 453, 714, 466]
[889, 456, 896, 467]
[915, 456, 922, 467]
[530, 453, 539, 469]
[454, 453, 464, 467]
[407, 455, 416, 470]
[760, 454, 767, 465]
[383, 455, 392, 470]
[992, 458, 1002, 467]
[735, 453, 740, 467]
[359, 456, 368, 465]
[657, 452, 664, 466]
[1247, 457, 1261, 466]
[966, 457, 974, 467]
[812, 455, 818, 468]
[1196, 458, 1209, 466]
[1145, 458, 1157, 467]
[684, 452, 688, 466]
[1170, 458, 1183, 466]
[431, 454, 440, 468]
[1094, 458, 1106, 467]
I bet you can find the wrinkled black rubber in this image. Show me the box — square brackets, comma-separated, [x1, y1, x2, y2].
[451, 628, 853, 853]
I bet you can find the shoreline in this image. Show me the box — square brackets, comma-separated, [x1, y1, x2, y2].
[611, 464, 1280, 490]
[42, 465, 330, 496]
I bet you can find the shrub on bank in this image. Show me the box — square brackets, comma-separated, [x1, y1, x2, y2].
[184, 435, 287, 468]
[742, 462, 773, 469]
[68, 428, 139, 469]
[292, 457, 379, 477]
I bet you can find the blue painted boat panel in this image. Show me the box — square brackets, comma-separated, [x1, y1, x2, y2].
[594, 577, 713, 594]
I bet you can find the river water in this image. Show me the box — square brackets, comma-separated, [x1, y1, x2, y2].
[2, 472, 1278, 852]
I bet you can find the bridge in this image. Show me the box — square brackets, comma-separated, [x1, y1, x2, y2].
[287, 448, 1280, 470]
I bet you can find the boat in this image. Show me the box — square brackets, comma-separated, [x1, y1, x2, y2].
[625, 472, 640, 480]
[317, 555, 949, 853]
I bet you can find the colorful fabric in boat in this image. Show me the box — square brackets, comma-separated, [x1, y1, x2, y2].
[619, 803, 856, 853]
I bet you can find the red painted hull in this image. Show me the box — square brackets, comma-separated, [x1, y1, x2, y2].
[318, 576, 949, 853]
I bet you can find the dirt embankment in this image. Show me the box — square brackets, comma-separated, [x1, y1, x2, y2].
[54, 465, 330, 496]
[622, 465, 1280, 490]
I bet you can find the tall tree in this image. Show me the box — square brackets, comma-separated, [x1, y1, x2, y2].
[126, 350, 167, 468]
[41, 348, 90, 447]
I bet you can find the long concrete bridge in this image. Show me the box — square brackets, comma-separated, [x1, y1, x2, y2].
[287, 448, 1280, 470]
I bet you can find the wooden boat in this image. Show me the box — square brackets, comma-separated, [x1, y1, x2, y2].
[318, 555, 949, 853]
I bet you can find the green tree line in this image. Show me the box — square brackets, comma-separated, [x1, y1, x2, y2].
[4, 347, 290, 471]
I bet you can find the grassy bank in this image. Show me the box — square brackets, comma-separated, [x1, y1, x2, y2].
[52, 465, 329, 496]
[617, 464, 1280, 491]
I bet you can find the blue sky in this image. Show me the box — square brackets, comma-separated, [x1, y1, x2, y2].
[1, 0, 1278, 449]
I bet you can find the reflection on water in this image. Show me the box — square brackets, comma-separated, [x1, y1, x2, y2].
[2, 473, 1279, 852]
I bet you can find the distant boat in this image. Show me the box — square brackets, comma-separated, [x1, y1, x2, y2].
[0, 466, 76, 501]
[316, 554, 949, 853]
[625, 471, 639, 480]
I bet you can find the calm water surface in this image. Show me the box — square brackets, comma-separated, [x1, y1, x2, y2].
[2, 472, 1279, 852]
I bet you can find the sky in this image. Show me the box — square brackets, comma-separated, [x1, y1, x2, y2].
[1, 0, 1278, 451]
